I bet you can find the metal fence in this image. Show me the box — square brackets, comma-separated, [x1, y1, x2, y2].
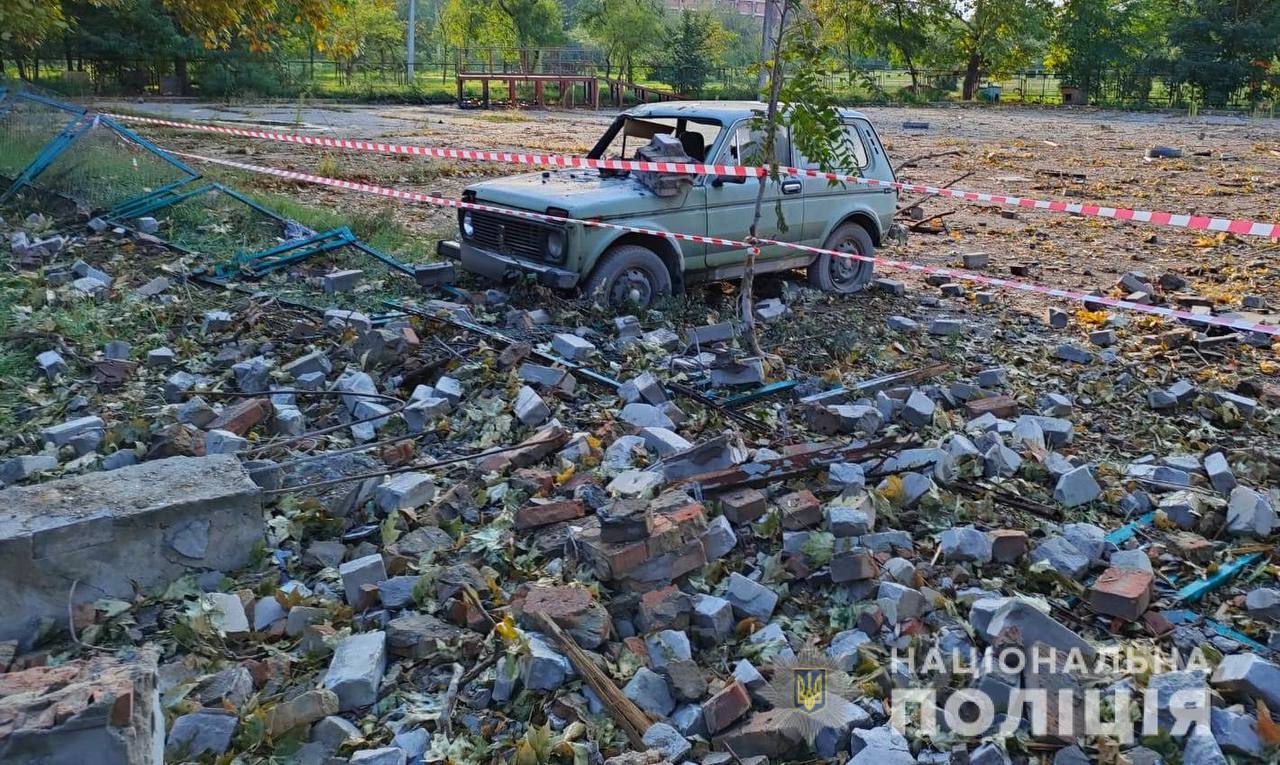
[4, 52, 1276, 112]
[0, 86, 419, 314]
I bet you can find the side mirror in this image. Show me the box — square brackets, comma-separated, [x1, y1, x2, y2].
[711, 175, 746, 187]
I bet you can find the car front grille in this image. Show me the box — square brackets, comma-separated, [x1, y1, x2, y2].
[467, 211, 549, 261]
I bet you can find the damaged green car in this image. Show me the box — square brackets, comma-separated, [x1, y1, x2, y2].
[439, 100, 899, 309]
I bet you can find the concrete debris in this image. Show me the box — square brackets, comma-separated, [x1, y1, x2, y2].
[2, 203, 1279, 765]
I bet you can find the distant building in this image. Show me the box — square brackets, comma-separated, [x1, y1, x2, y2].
[663, 0, 766, 19]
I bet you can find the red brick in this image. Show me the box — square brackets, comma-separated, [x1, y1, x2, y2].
[702, 680, 751, 734]
[206, 397, 270, 435]
[989, 529, 1029, 563]
[1169, 532, 1213, 563]
[663, 502, 707, 527]
[511, 467, 557, 496]
[857, 604, 885, 634]
[713, 708, 804, 758]
[1089, 567, 1153, 621]
[512, 584, 611, 648]
[582, 535, 650, 580]
[778, 490, 822, 530]
[965, 395, 1018, 419]
[514, 499, 585, 529]
[380, 440, 416, 466]
[638, 585, 691, 631]
[720, 487, 767, 525]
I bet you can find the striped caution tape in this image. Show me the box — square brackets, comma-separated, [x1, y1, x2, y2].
[109, 112, 1280, 240]
[166, 148, 1279, 337]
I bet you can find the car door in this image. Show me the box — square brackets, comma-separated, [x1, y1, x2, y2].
[797, 118, 891, 245]
[703, 120, 804, 268]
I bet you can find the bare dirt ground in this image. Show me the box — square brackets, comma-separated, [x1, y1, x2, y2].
[104, 99, 1280, 323]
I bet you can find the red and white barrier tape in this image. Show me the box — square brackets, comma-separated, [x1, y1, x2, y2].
[169, 148, 1278, 337]
[108, 111, 1280, 240]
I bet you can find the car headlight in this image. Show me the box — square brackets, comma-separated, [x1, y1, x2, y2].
[462, 212, 474, 238]
[546, 229, 565, 261]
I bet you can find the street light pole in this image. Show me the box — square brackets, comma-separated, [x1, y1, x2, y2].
[407, 0, 417, 81]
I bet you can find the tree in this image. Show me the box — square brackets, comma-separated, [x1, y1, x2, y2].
[1046, 0, 1126, 95]
[325, 0, 402, 82]
[810, 0, 947, 92]
[1166, 0, 1280, 107]
[740, 0, 859, 355]
[157, 0, 339, 51]
[577, 0, 663, 81]
[654, 10, 730, 96]
[0, 0, 67, 77]
[943, 0, 1051, 100]
[439, 0, 515, 52]
[492, 0, 564, 50]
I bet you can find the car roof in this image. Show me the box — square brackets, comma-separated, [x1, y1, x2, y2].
[624, 100, 868, 123]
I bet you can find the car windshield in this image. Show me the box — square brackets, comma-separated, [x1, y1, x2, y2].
[592, 116, 723, 163]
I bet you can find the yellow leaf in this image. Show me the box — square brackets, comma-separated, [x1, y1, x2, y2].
[1075, 309, 1110, 327]
[880, 474, 904, 503]
[1257, 699, 1280, 746]
[494, 614, 519, 643]
[555, 464, 575, 485]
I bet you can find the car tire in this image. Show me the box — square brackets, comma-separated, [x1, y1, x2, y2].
[582, 244, 673, 310]
[808, 222, 876, 294]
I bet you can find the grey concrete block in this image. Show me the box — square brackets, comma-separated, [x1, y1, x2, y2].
[168, 710, 237, 757]
[724, 572, 778, 620]
[0, 455, 262, 645]
[940, 525, 993, 563]
[623, 667, 675, 717]
[375, 473, 435, 513]
[340, 554, 388, 608]
[324, 631, 387, 711]
[552, 333, 596, 360]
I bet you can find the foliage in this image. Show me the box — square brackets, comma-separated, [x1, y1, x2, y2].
[939, 0, 1053, 99]
[0, 0, 68, 51]
[3, 0, 1277, 108]
[438, 0, 516, 50]
[652, 10, 731, 96]
[1047, 0, 1172, 99]
[325, 0, 403, 78]
[1166, 0, 1280, 107]
[576, 0, 664, 80]
[494, 0, 565, 49]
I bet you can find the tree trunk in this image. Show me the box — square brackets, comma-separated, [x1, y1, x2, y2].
[962, 50, 980, 100]
[755, 0, 780, 96]
[175, 58, 191, 96]
[741, 0, 787, 358]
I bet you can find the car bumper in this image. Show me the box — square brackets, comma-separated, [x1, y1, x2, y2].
[457, 240, 578, 289]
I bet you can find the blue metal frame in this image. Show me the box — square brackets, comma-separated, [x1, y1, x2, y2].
[109, 182, 286, 224]
[0, 113, 93, 203]
[226, 225, 412, 278]
[99, 115, 199, 180]
[1, 98, 198, 206]
[15, 91, 86, 116]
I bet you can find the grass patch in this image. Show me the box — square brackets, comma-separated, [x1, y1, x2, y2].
[472, 112, 534, 124]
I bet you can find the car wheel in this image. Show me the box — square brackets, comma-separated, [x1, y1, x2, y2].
[582, 244, 673, 310]
[808, 222, 876, 294]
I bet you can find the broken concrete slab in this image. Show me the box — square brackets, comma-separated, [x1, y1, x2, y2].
[0, 455, 262, 645]
[0, 650, 162, 764]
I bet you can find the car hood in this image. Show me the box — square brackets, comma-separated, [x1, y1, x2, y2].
[466, 169, 689, 219]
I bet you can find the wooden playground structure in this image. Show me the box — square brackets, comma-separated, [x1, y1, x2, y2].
[455, 48, 685, 109]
